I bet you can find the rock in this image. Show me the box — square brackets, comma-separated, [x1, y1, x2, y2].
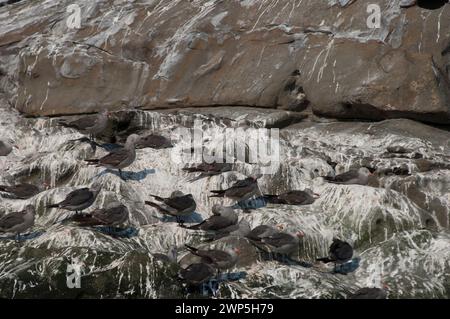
[0, 0, 448, 123]
[0, 139, 12, 156]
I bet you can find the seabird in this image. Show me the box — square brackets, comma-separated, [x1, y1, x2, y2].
[179, 263, 216, 286]
[0, 205, 35, 239]
[135, 134, 173, 149]
[260, 231, 304, 256]
[0, 140, 14, 156]
[210, 175, 261, 201]
[205, 219, 251, 241]
[316, 238, 354, 264]
[58, 110, 109, 141]
[264, 189, 319, 205]
[145, 191, 197, 226]
[324, 167, 372, 186]
[0, 183, 47, 200]
[349, 287, 388, 299]
[46, 184, 102, 214]
[245, 225, 281, 242]
[183, 162, 233, 182]
[73, 204, 129, 227]
[184, 244, 240, 273]
[185, 204, 238, 232]
[85, 134, 140, 179]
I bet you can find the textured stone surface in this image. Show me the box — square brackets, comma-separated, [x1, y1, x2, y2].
[0, 0, 449, 122]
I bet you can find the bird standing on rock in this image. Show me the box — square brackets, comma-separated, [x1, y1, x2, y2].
[85, 134, 140, 179]
[135, 134, 173, 149]
[184, 244, 240, 274]
[145, 191, 196, 226]
[183, 162, 233, 182]
[58, 110, 109, 141]
[72, 204, 129, 229]
[245, 225, 282, 242]
[185, 204, 238, 232]
[324, 167, 373, 186]
[0, 205, 35, 240]
[0, 183, 47, 199]
[317, 238, 354, 265]
[260, 231, 304, 257]
[46, 184, 102, 215]
[179, 263, 216, 286]
[264, 189, 319, 205]
[210, 175, 261, 202]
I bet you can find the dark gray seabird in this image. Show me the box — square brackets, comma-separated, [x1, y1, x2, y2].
[85, 134, 140, 179]
[205, 219, 251, 241]
[183, 162, 233, 182]
[264, 189, 319, 205]
[0, 205, 35, 238]
[186, 204, 238, 232]
[245, 225, 281, 242]
[210, 175, 261, 201]
[0, 183, 47, 199]
[185, 244, 240, 272]
[58, 110, 109, 141]
[135, 134, 173, 149]
[324, 167, 372, 186]
[47, 184, 102, 214]
[179, 263, 216, 286]
[260, 231, 304, 256]
[145, 191, 197, 225]
[0, 140, 14, 156]
[73, 204, 129, 227]
[317, 238, 354, 264]
[349, 287, 388, 299]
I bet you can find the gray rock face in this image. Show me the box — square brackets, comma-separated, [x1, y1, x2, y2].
[0, 0, 449, 122]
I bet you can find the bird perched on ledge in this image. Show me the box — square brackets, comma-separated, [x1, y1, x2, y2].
[0, 182, 48, 199]
[145, 191, 196, 226]
[263, 189, 319, 205]
[72, 203, 129, 228]
[317, 238, 354, 265]
[58, 110, 109, 141]
[324, 167, 373, 186]
[46, 184, 102, 215]
[0, 205, 35, 240]
[210, 175, 261, 202]
[85, 134, 140, 179]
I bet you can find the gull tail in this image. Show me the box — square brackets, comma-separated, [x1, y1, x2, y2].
[184, 244, 199, 254]
[186, 220, 206, 230]
[209, 190, 225, 198]
[46, 203, 59, 208]
[147, 194, 165, 202]
[85, 159, 100, 165]
[145, 201, 171, 215]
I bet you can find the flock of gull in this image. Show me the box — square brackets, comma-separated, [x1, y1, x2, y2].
[0, 110, 387, 299]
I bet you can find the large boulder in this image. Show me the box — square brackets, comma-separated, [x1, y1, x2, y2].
[0, 0, 449, 122]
